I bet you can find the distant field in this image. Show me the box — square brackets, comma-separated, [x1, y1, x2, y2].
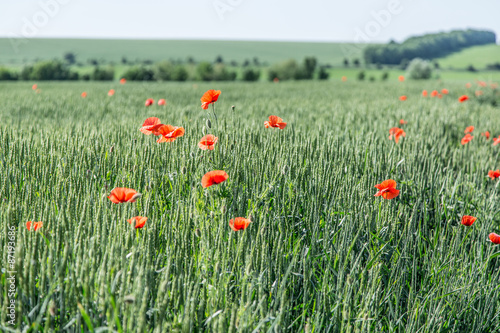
[1, 80, 500, 332]
[0, 38, 369, 66]
[437, 44, 500, 70]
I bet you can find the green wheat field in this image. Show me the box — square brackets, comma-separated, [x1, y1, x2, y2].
[1, 80, 500, 332]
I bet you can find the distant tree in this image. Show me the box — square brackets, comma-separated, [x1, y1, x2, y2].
[88, 59, 99, 66]
[64, 52, 76, 65]
[121, 57, 128, 64]
[406, 58, 433, 79]
[381, 72, 389, 81]
[318, 67, 329, 80]
[343, 58, 349, 67]
[0, 67, 17, 80]
[186, 57, 195, 65]
[242, 68, 260, 81]
[466, 65, 477, 72]
[400, 58, 409, 70]
[253, 57, 260, 66]
[433, 61, 440, 69]
[369, 76, 375, 82]
[301, 57, 317, 79]
[357, 71, 365, 81]
[353, 58, 360, 67]
[486, 62, 500, 70]
[196, 62, 214, 81]
[91, 66, 115, 81]
[243, 59, 250, 67]
[230, 60, 238, 67]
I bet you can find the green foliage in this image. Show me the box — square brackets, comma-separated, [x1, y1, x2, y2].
[357, 70, 365, 81]
[364, 29, 496, 65]
[241, 68, 260, 82]
[406, 58, 433, 80]
[0, 67, 17, 80]
[155, 61, 188, 81]
[30, 60, 78, 80]
[122, 66, 155, 81]
[91, 66, 115, 81]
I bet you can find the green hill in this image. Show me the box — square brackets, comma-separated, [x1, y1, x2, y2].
[436, 44, 500, 70]
[0, 38, 369, 66]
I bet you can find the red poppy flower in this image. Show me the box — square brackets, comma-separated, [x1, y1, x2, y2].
[461, 215, 476, 227]
[430, 90, 438, 97]
[273, 77, 280, 83]
[201, 170, 228, 188]
[158, 99, 166, 106]
[488, 170, 500, 179]
[198, 134, 218, 150]
[492, 83, 498, 89]
[81, 92, 87, 98]
[481, 131, 490, 140]
[475, 90, 483, 97]
[140, 117, 163, 135]
[26, 221, 43, 231]
[120, 78, 126, 84]
[477, 81, 487, 87]
[494, 137, 500, 146]
[399, 95, 407, 101]
[108, 89, 115, 96]
[465, 83, 471, 88]
[341, 76, 347, 82]
[201, 90, 221, 109]
[229, 217, 251, 231]
[437, 94, 443, 99]
[464, 126, 474, 134]
[108, 188, 141, 204]
[127, 216, 148, 229]
[398, 75, 404, 82]
[389, 127, 406, 143]
[489, 233, 500, 244]
[458, 95, 469, 103]
[422, 90, 428, 97]
[156, 124, 185, 143]
[400, 119, 407, 125]
[264, 115, 287, 129]
[32, 84, 37, 90]
[461, 134, 473, 145]
[441, 88, 449, 94]
[145, 98, 154, 106]
[374, 179, 400, 200]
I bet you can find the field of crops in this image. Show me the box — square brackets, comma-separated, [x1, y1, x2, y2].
[1, 79, 500, 332]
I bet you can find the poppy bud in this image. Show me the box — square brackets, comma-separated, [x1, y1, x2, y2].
[190, 152, 195, 158]
[206, 119, 212, 129]
[195, 228, 201, 238]
[86, 170, 91, 178]
[181, 166, 187, 175]
[231, 105, 235, 111]
[202, 126, 207, 136]
[124, 295, 135, 304]
[221, 205, 227, 214]
[131, 193, 142, 201]
[110, 145, 114, 153]
[282, 165, 289, 175]
[210, 211, 214, 218]
[248, 214, 254, 221]
[49, 300, 56, 317]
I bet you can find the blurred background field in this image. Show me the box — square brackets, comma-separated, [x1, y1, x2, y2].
[1, 80, 500, 331]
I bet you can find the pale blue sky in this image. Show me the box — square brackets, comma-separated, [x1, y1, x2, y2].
[1, 0, 499, 42]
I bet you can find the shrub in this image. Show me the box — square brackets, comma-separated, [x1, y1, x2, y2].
[268, 59, 300, 81]
[213, 64, 237, 81]
[357, 71, 365, 81]
[406, 58, 433, 80]
[317, 67, 329, 80]
[122, 66, 155, 81]
[30, 60, 77, 80]
[91, 67, 115, 81]
[242, 68, 260, 82]
[196, 62, 214, 81]
[155, 61, 188, 81]
[0, 67, 17, 80]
